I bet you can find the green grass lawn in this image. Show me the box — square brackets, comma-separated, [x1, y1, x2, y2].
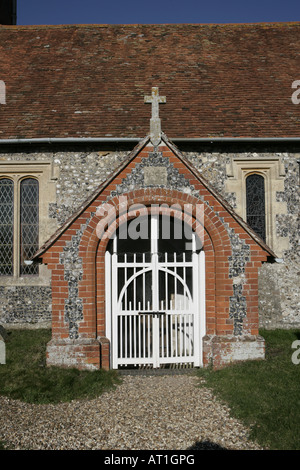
[0, 328, 300, 450]
[0, 329, 121, 405]
[196, 328, 300, 450]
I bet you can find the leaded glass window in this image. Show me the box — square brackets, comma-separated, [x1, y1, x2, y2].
[0, 179, 14, 275]
[20, 178, 39, 275]
[246, 174, 266, 242]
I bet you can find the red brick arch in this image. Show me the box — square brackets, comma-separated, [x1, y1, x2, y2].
[76, 188, 234, 367]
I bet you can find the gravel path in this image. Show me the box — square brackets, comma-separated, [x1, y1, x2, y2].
[0, 373, 262, 450]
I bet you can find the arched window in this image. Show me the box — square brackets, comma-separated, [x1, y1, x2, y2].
[0, 179, 14, 275]
[246, 174, 266, 242]
[20, 178, 39, 275]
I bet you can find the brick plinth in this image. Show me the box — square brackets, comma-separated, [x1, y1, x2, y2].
[46, 338, 101, 370]
[203, 334, 265, 369]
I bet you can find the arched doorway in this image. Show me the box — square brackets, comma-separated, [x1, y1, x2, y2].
[105, 213, 205, 369]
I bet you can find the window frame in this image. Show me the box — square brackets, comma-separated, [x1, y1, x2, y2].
[225, 156, 288, 257]
[0, 177, 14, 276]
[0, 160, 58, 283]
[19, 176, 40, 276]
[245, 171, 267, 243]
[0, 175, 39, 277]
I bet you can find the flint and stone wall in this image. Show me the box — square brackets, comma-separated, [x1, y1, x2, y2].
[0, 142, 299, 330]
[184, 147, 300, 329]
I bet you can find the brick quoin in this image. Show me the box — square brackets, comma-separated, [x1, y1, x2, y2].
[38, 139, 274, 370]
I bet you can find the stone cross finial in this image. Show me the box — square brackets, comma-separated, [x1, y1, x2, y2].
[144, 87, 166, 147]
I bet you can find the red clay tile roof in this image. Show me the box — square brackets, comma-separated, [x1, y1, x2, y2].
[0, 22, 299, 140]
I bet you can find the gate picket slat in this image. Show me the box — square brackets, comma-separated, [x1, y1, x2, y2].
[187, 314, 190, 357]
[174, 253, 177, 310]
[183, 260, 187, 310]
[179, 314, 182, 357]
[161, 314, 164, 359]
[133, 254, 136, 312]
[138, 304, 141, 358]
[142, 314, 146, 358]
[125, 314, 127, 361]
[174, 314, 178, 358]
[143, 253, 145, 311]
[166, 313, 169, 357]
[148, 315, 151, 359]
[124, 255, 127, 310]
[119, 315, 122, 359]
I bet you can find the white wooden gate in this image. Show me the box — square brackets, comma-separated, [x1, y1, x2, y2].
[105, 215, 205, 369]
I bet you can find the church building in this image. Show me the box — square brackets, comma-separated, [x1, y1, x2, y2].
[0, 22, 299, 370]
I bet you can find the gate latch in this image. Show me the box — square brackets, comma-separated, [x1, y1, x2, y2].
[138, 311, 165, 317]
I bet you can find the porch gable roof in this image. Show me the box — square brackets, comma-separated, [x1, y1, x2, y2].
[32, 133, 277, 261]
